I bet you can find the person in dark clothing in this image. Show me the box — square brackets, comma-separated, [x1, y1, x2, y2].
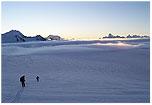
[36, 76, 39, 82]
[20, 75, 25, 87]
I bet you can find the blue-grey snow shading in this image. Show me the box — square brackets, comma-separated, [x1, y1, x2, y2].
[2, 39, 150, 103]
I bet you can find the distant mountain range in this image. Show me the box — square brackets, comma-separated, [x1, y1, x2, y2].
[103, 33, 149, 39]
[2, 30, 62, 43]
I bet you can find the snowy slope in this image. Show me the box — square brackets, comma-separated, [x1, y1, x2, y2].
[2, 39, 150, 103]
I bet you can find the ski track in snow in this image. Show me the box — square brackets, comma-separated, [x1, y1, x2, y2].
[2, 88, 24, 103]
[2, 40, 150, 103]
[11, 88, 24, 103]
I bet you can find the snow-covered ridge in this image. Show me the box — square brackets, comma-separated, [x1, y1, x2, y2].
[2, 39, 149, 56]
[2, 38, 149, 47]
[2, 30, 46, 43]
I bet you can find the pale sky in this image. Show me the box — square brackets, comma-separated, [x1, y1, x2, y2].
[1, 2, 150, 39]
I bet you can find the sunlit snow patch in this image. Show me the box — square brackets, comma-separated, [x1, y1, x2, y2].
[93, 41, 141, 48]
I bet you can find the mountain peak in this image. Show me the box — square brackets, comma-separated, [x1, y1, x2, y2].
[2, 30, 47, 43]
[10, 30, 19, 32]
[2, 30, 23, 36]
[9, 30, 22, 34]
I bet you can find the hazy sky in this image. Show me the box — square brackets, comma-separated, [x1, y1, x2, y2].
[2, 2, 150, 39]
